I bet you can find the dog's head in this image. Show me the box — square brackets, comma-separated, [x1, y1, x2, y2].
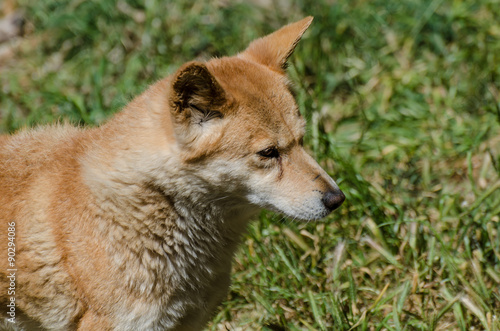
[167, 17, 344, 220]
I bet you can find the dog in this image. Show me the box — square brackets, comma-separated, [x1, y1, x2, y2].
[0, 17, 345, 330]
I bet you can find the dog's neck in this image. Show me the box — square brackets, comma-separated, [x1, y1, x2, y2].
[80, 98, 257, 302]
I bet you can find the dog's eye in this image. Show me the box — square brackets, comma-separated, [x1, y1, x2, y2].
[258, 147, 280, 159]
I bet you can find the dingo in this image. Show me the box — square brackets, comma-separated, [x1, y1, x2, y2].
[0, 17, 344, 330]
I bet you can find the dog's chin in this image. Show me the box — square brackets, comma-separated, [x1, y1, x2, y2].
[260, 203, 333, 222]
[283, 209, 332, 222]
[246, 193, 336, 221]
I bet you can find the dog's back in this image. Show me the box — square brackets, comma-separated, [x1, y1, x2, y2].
[0, 126, 91, 329]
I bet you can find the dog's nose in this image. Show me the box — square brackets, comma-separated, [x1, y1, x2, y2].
[322, 189, 345, 211]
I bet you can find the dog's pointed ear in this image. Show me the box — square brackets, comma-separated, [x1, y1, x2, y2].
[170, 61, 226, 125]
[240, 16, 313, 72]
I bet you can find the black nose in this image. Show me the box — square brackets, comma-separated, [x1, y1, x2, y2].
[322, 189, 345, 211]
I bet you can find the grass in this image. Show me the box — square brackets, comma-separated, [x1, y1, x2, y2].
[1, 0, 499, 329]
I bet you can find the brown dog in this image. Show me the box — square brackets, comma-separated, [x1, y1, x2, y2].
[0, 17, 344, 330]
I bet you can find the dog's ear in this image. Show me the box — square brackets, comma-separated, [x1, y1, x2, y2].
[170, 61, 226, 126]
[240, 16, 313, 72]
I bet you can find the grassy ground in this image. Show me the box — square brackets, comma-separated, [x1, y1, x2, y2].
[1, 0, 500, 330]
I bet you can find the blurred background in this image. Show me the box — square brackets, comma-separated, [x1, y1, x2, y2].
[1, 0, 499, 329]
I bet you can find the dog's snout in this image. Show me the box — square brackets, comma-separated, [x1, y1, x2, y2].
[322, 189, 345, 211]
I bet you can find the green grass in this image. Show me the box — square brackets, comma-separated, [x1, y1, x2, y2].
[1, 0, 500, 329]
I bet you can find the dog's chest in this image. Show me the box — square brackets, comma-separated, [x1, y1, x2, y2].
[100, 193, 243, 329]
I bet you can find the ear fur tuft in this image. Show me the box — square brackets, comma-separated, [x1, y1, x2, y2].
[240, 16, 313, 71]
[170, 62, 226, 125]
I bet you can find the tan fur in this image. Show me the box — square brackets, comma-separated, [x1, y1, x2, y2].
[0, 17, 344, 330]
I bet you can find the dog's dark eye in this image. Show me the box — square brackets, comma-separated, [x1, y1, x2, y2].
[258, 147, 280, 158]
